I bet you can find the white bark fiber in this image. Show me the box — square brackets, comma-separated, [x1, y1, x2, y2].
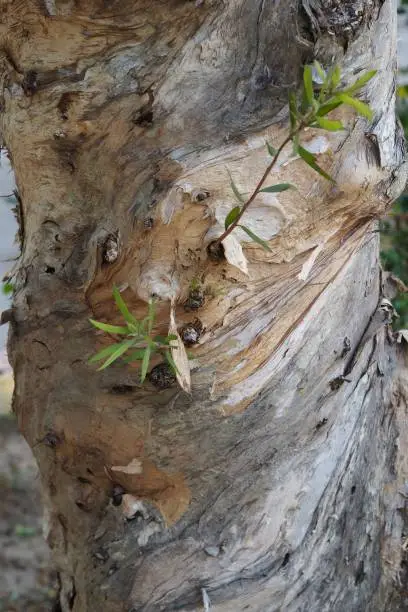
[1, 0, 408, 610]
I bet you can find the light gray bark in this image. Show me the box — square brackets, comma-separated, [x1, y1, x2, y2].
[1, 0, 408, 610]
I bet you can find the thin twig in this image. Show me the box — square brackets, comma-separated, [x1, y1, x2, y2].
[215, 117, 309, 246]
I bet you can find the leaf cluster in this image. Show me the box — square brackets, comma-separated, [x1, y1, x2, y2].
[222, 62, 376, 249]
[89, 286, 178, 382]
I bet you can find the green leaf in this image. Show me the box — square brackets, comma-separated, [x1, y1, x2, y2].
[112, 285, 137, 325]
[238, 225, 272, 251]
[303, 65, 314, 105]
[266, 141, 278, 157]
[228, 171, 245, 203]
[123, 349, 147, 363]
[297, 145, 334, 183]
[259, 183, 295, 193]
[164, 350, 179, 375]
[127, 321, 141, 335]
[330, 65, 341, 89]
[89, 342, 129, 364]
[97, 340, 133, 370]
[2, 281, 13, 296]
[153, 334, 178, 345]
[224, 206, 241, 230]
[89, 319, 129, 335]
[289, 92, 297, 132]
[142, 299, 156, 335]
[316, 100, 342, 117]
[313, 60, 326, 82]
[337, 93, 373, 120]
[314, 117, 344, 131]
[346, 70, 377, 93]
[140, 343, 152, 383]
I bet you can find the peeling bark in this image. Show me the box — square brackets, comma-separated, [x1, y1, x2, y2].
[1, 0, 408, 610]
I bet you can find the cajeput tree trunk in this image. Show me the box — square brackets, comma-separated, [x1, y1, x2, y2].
[1, 0, 408, 610]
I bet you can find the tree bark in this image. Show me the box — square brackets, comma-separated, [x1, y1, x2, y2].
[1, 0, 408, 610]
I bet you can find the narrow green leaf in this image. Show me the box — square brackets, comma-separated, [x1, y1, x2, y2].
[303, 65, 314, 105]
[153, 334, 178, 345]
[228, 171, 245, 203]
[319, 65, 333, 102]
[289, 92, 297, 132]
[89, 342, 128, 363]
[89, 319, 129, 335]
[140, 344, 152, 383]
[164, 350, 179, 375]
[112, 285, 137, 325]
[143, 299, 156, 335]
[127, 321, 141, 335]
[97, 340, 133, 370]
[313, 60, 326, 82]
[330, 65, 341, 89]
[337, 93, 373, 120]
[314, 117, 344, 131]
[238, 225, 272, 252]
[259, 183, 295, 193]
[123, 349, 147, 363]
[316, 100, 342, 117]
[266, 141, 278, 157]
[224, 206, 241, 230]
[345, 70, 377, 93]
[297, 145, 334, 183]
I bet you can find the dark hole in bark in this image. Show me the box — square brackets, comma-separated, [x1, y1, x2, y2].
[75, 501, 87, 510]
[102, 234, 119, 264]
[77, 476, 91, 484]
[180, 319, 203, 346]
[45, 265, 56, 274]
[354, 561, 365, 585]
[86, 468, 94, 475]
[22, 70, 38, 96]
[351, 485, 356, 495]
[112, 485, 125, 507]
[207, 240, 225, 262]
[143, 217, 154, 229]
[134, 109, 153, 127]
[184, 290, 205, 312]
[42, 432, 62, 448]
[194, 190, 210, 202]
[315, 417, 328, 430]
[148, 363, 177, 389]
[110, 384, 135, 394]
[281, 552, 291, 568]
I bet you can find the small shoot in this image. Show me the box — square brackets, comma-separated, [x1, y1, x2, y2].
[89, 287, 179, 383]
[2, 281, 13, 296]
[218, 63, 376, 251]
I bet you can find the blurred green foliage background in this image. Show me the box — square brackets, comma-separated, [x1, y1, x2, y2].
[380, 88, 408, 328]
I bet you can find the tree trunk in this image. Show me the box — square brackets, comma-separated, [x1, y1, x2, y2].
[1, 0, 408, 610]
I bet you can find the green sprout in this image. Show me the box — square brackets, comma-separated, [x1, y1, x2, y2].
[2, 281, 13, 296]
[217, 62, 377, 248]
[89, 286, 178, 382]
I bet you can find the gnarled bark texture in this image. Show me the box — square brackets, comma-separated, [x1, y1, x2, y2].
[1, 0, 408, 610]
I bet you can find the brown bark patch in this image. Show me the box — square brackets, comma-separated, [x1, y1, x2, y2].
[107, 458, 191, 526]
